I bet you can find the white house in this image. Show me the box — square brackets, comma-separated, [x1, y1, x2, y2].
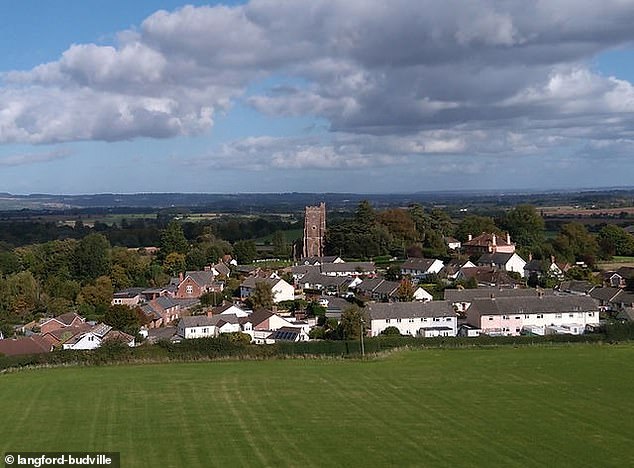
[62, 323, 135, 350]
[477, 252, 527, 278]
[366, 301, 457, 337]
[465, 295, 600, 336]
[413, 287, 434, 302]
[400, 258, 444, 281]
[177, 316, 218, 339]
[239, 277, 295, 303]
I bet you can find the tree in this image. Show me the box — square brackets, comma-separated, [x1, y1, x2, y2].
[597, 225, 634, 259]
[78, 275, 113, 316]
[455, 216, 502, 242]
[104, 304, 146, 336]
[159, 221, 188, 258]
[502, 205, 545, 251]
[396, 278, 415, 302]
[233, 240, 257, 264]
[163, 252, 186, 277]
[74, 233, 111, 282]
[553, 223, 599, 266]
[380, 326, 401, 336]
[271, 231, 291, 259]
[355, 200, 376, 227]
[340, 304, 368, 340]
[247, 281, 274, 310]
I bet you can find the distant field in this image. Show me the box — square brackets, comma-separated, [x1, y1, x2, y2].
[541, 205, 634, 217]
[1, 345, 632, 467]
[598, 256, 634, 270]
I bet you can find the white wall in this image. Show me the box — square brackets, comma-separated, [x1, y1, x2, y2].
[370, 316, 457, 337]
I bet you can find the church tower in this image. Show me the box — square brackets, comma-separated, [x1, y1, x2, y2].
[303, 202, 326, 258]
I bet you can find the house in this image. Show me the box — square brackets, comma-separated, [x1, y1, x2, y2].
[0, 336, 54, 356]
[239, 277, 295, 303]
[62, 323, 135, 350]
[445, 237, 461, 251]
[177, 316, 218, 339]
[366, 301, 458, 337]
[141, 296, 182, 328]
[210, 303, 249, 317]
[454, 267, 518, 288]
[444, 287, 554, 314]
[558, 280, 595, 296]
[267, 326, 310, 342]
[465, 295, 599, 336]
[41, 323, 92, 347]
[524, 256, 567, 281]
[295, 271, 353, 295]
[477, 252, 526, 277]
[247, 308, 294, 331]
[400, 258, 444, 281]
[175, 269, 221, 299]
[440, 259, 476, 280]
[589, 287, 622, 312]
[111, 288, 146, 306]
[463, 232, 515, 256]
[356, 278, 432, 302]
[604, 267, 634, 288]
[39, 313, 85, 335]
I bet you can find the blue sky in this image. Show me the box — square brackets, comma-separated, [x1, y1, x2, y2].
[1, 1, 634, 194]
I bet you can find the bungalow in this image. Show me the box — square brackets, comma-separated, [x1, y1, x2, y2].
[400, 258, 444, 281]
[319, 262, 376, 277]
[465, 295, 599, 336]
[177, 316, 218, 339]
[356, 278, 432, 302]
[440, 259, 476, 280]
[366, 301, 458, 337]
[604, 266, 634, 288]
[477, 252, 526, 277]
[299, 256, 344, 266]
[111, 287, 145, 306]
[558, 280, 595, 296]
[589, 287, 622, 312]
[267, 326, 310, 342]
[295, 271, 354, 295]
[62, 323, 135, 350]
[445, 237, 461, 251]
[454, 267, 518, 288]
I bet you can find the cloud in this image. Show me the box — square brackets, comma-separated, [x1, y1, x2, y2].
[0, 148, 71, 166]
[1, 0, 634, 169]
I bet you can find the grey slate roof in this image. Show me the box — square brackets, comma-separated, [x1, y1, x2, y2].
[477, 252, 516, 265]
[559, 280, 594, 294]
[155, 296, 179, 309]
[185, 270, 216, 286]
[589, 287, 622, 302]
[366, 301, 456, 320]
[401, 258, 438, 272]
[179, 316, 217, 328]
[444, 287, 553, 302]
[319, 262, 375, 274]
[468, 295, 597, 318]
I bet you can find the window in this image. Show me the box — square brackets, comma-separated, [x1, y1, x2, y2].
[488, 317, 494, 321]
[515, 316, 520, 320]
[396, 318, 402, 323]
[588, 312, 594, 317]
[446, 318, 451, 321]
[525, 315, 529, 319]
[186, 285, 193, 295]
[569, 314, 574, 318]
[386, 319, 390, 323]
[409, 318, 414, 323]
[536, 314, 543, 319]
[502, 315, 509, 320]
[555, 314, 562, 318]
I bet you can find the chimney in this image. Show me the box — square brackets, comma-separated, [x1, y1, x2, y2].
[179, 272, 184, 283]
[468, 234, 472, 241]
[529, 252, 533, 261]
[204, 265, 211, 272]
[506, 232, 511, 244]
[551, 255, 555, 265]
[492, 234, 497, 246]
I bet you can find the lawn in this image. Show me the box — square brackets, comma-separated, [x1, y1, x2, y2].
[1, 345, 632, 467]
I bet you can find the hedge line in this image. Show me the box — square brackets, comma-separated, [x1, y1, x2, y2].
[1, 322, 633, 372]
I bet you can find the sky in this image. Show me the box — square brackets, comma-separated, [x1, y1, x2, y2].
[2, 1, 634, 194]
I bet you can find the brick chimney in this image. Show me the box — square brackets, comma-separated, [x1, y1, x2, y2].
[178, 272, 184, 283]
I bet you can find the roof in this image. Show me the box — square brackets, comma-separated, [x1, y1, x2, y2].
[185, 270, 216, 287]
[524, 259, 545, 272]
[179, 316, 217, 328]
[468, 295, 598, 318]
[103, 330, 134, 344]
[559, 280, 594, 294]
[477, 252, 518, 265]
[366, 301, 456, 320]
[154, 296, 179, 310]
[301, 256, 341, 265]
[444, 287, 553, 302]
[589, 287, 622, 302]
[240, 276, 283, 289]
[458, 267, 517, 286]
[401, 258, 439, 272]
[247, 308, 275, 327]
[113, 288, 145, 298]
[213, 262, 231, 276]
[319, 262, 375, 274]
[615, 266, 634, 279]
[268, 327, 302, 341]
[43, 324, 91, 344]
[0, 336, 53, 356]
[298, 271, 350, 288]
[464, 233, 513, 248]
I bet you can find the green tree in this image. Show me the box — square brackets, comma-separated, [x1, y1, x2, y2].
[502, 205, 545, 251]
[340, 304, 368, 340]
[247, 281, 275, 310]
[455, 216, 502, 242]
[271, 231, 291, 259]
[597, 225, 634, 259]
[163, 252, 187, 277]
[104, 304, 146, 335]
[380, 326, 401, 336]
[78, 275, 113, 315]
[159, 221, 188, 258]
[234, 240, 257, 264]
[355, 200, 377, 227]
[74, 233, 111, 282]
[553, 223, 599, 266]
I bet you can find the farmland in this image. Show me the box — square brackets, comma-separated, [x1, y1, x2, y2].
[1, 344, 632, 467]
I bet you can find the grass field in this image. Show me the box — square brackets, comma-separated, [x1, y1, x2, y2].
[1, 345, 633, 467]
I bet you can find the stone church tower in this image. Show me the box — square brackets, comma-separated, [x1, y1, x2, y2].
[303, 202, 326, 258]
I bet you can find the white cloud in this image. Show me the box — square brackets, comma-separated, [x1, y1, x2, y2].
[1, 0, 634, 171]
[0, 148, 71, 166]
